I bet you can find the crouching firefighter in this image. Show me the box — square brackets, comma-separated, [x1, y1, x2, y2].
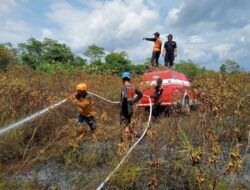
[151, 78, 164, 118]
[68, 83, 96, 140]
[120, 72, 143, 141]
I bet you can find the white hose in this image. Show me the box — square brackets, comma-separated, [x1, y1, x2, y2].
[0, 99, 68, 136]
[0, 91, 153, 190]
[96, 95, 152, 190]
[88, 91, 120, 104]
[0, 91, 118, 136]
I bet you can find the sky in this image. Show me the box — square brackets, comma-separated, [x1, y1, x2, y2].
[1, 0, 250, 71]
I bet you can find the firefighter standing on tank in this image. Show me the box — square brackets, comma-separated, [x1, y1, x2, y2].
[163, 34, 177, 69]
[143, 32, 162, 68]
[120, 72, 143, 134]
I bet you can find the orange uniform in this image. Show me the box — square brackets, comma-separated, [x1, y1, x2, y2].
[75, 93, 96, 117]
[153, 38, 162, 52]
[144, 37, 162, 66]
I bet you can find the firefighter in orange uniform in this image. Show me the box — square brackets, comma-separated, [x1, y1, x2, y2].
[68, 83, 96, 139]
[143, 32, 162, 68]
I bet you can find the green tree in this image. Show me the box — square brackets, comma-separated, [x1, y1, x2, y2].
[73, 56, 87, 67]
[0, 44, 16, 71]
[84, 44, 105, 62]
[143, 57, 151, 67]
[105, 51, 132, 74]
[3, 42, 19, 56]
[18, 38, 43, 69]
[130, 64, 148, 75]
[220, 59, 240, 74]
[42, 38, 74, 65]
[175, 60, 206, 79]
[18, 38, 75, 68]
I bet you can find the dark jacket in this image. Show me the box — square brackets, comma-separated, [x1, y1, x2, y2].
[120, 83, 143, 116]
[152, 85, 164, 103]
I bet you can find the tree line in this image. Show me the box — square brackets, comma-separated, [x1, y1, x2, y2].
[0, 37, 242, 78]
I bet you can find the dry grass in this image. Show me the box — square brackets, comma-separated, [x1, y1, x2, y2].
[0, 66, 249, 189]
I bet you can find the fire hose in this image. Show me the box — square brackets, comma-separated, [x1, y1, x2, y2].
[96, 95, 152, 190]
[0, 92, 152, 190]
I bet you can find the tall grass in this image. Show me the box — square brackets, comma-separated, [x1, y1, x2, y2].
[0, 66, 249, 189]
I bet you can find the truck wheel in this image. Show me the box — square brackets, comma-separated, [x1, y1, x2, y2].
[182, 96, 190, 115]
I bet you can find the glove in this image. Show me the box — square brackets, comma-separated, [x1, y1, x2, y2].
[68, 95, 74, 100]
[68, 95, 78, 104]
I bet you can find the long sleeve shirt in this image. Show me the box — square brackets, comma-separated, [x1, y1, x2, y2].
[153, 85, 164, 103]
[75, 93, 96, 117]
[145, 37, 162, 52]
[120, 83, 143, 115]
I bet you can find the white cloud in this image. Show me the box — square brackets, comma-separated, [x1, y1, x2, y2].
[241, 24, 250, 43]
[45, 0, 250, 70]
[0, 20, 32, 43]
[240, 36, 245, 42]
[116, 9, 158, 39]
[0, 0, 249, 70]
[46, 0, 160, 57]
[0, 0, 33, 44]
[166, 7, 181, 25]
[213, 44, 233, 60]
[76, 0, 104, 9]
[164, 0, 250, 70]
[41, 29, 56, 39]
[185, 35, 207, 44]
[183, 48, 208, 60]
[0, 0, 17, 20]
[166, 0, 249, 29]
[124, 41, 153, 63]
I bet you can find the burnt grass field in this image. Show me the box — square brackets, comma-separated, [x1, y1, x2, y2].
[0, 65, 249, 190]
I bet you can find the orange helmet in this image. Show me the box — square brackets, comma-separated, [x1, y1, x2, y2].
[76, 83, 88, 91]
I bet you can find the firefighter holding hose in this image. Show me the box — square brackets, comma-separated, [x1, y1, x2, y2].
[68, 83, 96, 139]
[118, 72, 143, 155]
[151, 78, 164, 118]
[120, 72, 143, 137]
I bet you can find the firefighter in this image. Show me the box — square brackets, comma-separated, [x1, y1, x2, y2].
[120, 72, 143, 134]
[151, 78, 164, 118]
[68, 83, 96, 139]
[143, 32, 162, 68]
[162, 34, 177, 69]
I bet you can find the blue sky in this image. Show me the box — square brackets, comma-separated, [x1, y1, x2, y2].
[1, 0, 250, 71]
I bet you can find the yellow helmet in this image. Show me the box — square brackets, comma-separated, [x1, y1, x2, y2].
[76, 83, 88, 91]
